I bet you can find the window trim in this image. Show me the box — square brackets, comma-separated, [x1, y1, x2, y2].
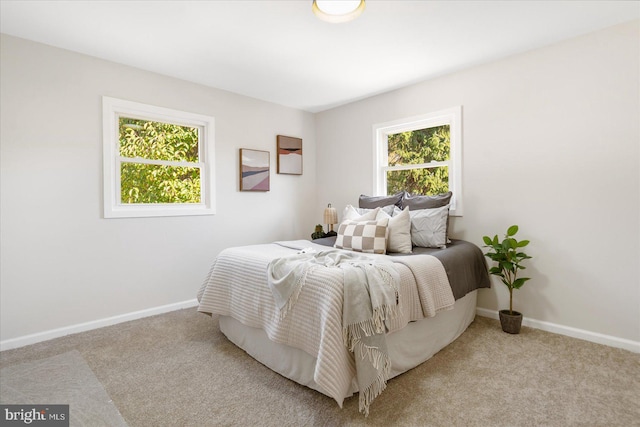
[102, 96, 215, 218]
[373, 106, 463, 216]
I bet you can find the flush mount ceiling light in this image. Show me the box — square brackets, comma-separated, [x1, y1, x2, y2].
[312, 0, 366, 23]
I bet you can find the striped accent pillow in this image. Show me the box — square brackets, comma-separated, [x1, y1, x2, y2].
[334, 218, 389, 254]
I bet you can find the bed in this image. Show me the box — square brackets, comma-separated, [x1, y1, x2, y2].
[197, 234, 490, 415]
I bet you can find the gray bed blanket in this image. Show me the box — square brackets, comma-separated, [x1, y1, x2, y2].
[311, 237, 491, 299]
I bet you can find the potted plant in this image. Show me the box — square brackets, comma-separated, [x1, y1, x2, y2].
[482, 225, 532, 334]
[311, 224, 327, 240]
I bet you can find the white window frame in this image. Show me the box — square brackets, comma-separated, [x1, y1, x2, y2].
[373, 106, 463, 216]
[102, 96, 215, 218]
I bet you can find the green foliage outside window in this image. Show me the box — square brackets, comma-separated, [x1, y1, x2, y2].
[386, 125, 450, 195]
[119, 118, 201, 204]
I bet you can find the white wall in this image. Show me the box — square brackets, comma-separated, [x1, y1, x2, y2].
[316, 21, 640, 343]
[0, 35, 317, 343]
[2, 20, 639, 349]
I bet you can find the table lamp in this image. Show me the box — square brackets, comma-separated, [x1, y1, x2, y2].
[323, 203, 338, 237]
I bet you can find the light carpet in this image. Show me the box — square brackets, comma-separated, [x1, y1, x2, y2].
[1, 308, 639, 426]
[0, 350, 127, 426]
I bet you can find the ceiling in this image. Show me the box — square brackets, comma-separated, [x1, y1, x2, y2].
[1, 1, 638, 112]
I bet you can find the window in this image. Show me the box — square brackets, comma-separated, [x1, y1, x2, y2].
[373, 106, 462, 216]
[102, 97, 215, 218]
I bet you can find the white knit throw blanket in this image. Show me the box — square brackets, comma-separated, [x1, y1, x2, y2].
[267, 250, 400, 416]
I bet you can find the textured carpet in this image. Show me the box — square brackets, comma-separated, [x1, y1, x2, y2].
[0, 350, 127, 426]
[1, 309, 638, 427]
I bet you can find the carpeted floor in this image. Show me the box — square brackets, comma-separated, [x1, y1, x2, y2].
[1, 309, 639, 427]
[1, 350, 127, 426]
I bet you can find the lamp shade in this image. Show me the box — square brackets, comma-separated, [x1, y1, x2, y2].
[312, 0, 365, 23]
[323, 204, 338, 225]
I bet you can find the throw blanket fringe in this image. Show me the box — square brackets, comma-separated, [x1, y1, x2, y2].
[343, 304, 398, 350]
[360, 364, 389, 416]
[351, 340, 392, 416]
[268, 250, 399, 416]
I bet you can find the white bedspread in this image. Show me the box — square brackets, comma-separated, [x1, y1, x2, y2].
[197, 240, 454, 410]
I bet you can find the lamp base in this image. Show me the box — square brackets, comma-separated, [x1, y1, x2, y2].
[325, 231, 337, 237]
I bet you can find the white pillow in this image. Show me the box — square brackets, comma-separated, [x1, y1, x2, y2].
[334, 217, 389, 254]
[382, 207, 412, 253]
[342, 205, 379, 221]
[409, 205, 450, 249]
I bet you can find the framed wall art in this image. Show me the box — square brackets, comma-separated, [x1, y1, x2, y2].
[239, 148, 270, 191]
[277, 135, 302, 175]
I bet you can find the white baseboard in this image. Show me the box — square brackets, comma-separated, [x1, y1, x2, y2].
[0, 299, 199, 352]
[476, 307, 640, 353]
[4, 302, 637, 354]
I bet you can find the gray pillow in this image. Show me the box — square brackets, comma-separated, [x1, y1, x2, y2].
[403, 191, 452, 210]
[359, 192, 404, 209]
[356, 204, 395, 217]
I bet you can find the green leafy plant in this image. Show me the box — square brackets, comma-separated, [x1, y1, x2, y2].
[311, 224, 326, 240]
[119, 118, 201, 204]
[483, 225, 532, 315]
[386, 125, 450, 195]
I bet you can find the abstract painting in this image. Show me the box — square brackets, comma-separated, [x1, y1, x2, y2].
[277, 135, 302, 175]
[240, 149, 270, 191]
